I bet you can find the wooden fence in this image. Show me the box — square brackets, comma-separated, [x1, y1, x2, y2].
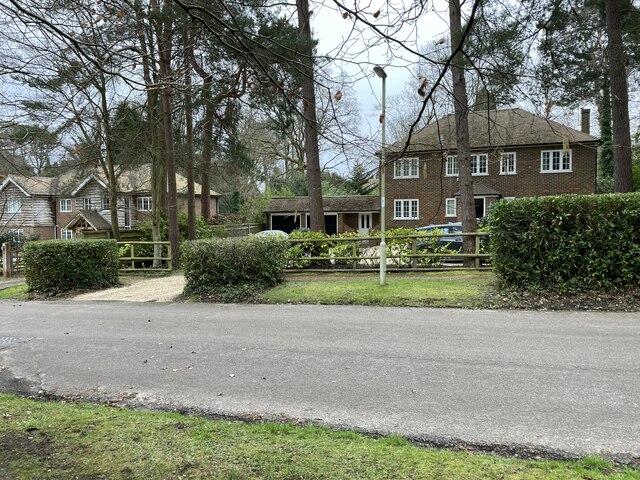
[117, 241, 172, 272]
[1, 242, 23, 278]
[285, 232, 490, 272]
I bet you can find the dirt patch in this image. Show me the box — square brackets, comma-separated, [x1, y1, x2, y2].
[0, 430, 52, 463]
[486, 286, 640, 312]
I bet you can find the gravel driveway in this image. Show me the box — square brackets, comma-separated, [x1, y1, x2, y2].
[72, 274, 185, 302]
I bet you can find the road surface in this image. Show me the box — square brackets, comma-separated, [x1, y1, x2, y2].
[0, 300, 638, 462]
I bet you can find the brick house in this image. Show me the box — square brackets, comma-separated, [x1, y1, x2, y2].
[385, 108, 599, 227]
[264, 196, 380, 235]
[0, 166, 219, 239]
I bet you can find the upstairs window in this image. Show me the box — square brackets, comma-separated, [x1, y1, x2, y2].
[500, 152, 517, 175]
[7, 198, 21, 214]
[471, 154, 488, 175]
[137, 197, 153, 211]
[541, 150, 572, 173]
[102, 196, 110, 211]
[445, 156, 458, 177]
[82, 197, 92, 210]
[394, 157, 419, 178]
[60, 198, 72, 212]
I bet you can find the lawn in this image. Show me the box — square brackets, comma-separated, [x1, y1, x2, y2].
[259, 271, 495, 308]
[0, 284, 30, 300]
[0, 394, 637, 480]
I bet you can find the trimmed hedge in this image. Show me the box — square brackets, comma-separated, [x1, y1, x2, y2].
[181, 237, 287, 302]
[489, 193, 640, 292]
[23, 240, 119, 295]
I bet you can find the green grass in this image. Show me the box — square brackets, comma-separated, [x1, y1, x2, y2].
[258, 271, 494, 308]
[0, 284, 30, 300]
[0, 395, 636, 480]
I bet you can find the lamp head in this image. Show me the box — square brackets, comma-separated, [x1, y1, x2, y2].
[373, 65, 387, 79]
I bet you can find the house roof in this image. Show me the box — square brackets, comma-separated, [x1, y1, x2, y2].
[64, 209, 112, 231]
[115, 165, 219, 196]
[265, 195, 380, 213]
[390, 108, 600, 154]
[0, 175, 58, 196]
[1, 165, 220, 198]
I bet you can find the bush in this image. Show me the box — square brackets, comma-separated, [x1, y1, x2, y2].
[286, 230, 333, 268]
[181, 236, 287, 302]
[489, 193, 640, 292]
[23, 240, 119, 295]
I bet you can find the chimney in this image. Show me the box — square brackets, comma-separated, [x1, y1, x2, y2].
[581, 108, 591, 135]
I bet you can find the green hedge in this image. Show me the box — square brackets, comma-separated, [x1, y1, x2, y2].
[23, 240, 119, 295]
[181, 237, 287, 302]
[489, 193, 640, 292]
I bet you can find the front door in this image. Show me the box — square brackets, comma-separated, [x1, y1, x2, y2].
[358, 213, 372, 235]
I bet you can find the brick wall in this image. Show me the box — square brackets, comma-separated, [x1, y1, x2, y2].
[385, 143, 597, 228]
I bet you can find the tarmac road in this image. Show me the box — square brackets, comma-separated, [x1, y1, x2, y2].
[0, 300, 639, 462]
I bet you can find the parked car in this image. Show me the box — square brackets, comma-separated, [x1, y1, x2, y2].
[254, 229, 289, 238]
[416, 222, 463, 251]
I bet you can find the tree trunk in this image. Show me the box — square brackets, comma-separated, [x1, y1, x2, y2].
[605, 0, 633, 192]
[449, 0, 477, 267]
[97, 70, 121, 241]
[200, 80, 214, 221]
[184, 34, 196, 240]
[296, 0, 325, 233]
[155, 0, 180, 268]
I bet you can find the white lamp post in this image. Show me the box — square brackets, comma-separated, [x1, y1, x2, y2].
[373, 65, 387, 286]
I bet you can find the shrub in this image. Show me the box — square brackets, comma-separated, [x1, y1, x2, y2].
[23, 240, 119, 295]
[489, 193, 640, 292]
[286, 229, 333, 268]
[181, 236, 287, 302]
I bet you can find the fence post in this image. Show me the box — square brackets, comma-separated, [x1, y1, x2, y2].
[2, 242, 12, 278]
[411, 238, 417, 268]
[474, 234, 481, 268]
[130, 243, 135, 270]
[351, 240, 357, 269]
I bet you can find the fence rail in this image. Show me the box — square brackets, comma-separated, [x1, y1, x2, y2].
[285, 232, 490, 271]
[117, 241, 172, 272]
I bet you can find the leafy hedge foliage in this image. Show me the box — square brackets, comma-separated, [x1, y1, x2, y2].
[286, 228, 451, 268]
[489, 193, 640, 292]
[23, 240, 119, 295]
[181, 237, 287, 302]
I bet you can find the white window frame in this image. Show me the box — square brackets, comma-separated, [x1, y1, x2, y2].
[7, 198, 22, 214]
[137, 196, 153, 211]
[445, 156, 458, 177]
[61, 228, 73, 240]
[10, 229, 24, 239]
[82, 197, 92, 210]
[393, 199, 419, 220]
[541, 149, 572, 173]
[394, 157, 419, 179]
[500, 152, 517, 175]
[471, 154, 489, 176]
[445, 198, 457, 217]
[102, 196, 110, 211]
[475, 196, 487, 218]
[60, 198, 72, 212]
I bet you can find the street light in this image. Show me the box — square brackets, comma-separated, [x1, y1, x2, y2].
[373, 65, 387, 286]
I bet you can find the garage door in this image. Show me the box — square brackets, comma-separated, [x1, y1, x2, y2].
[270, 215, 301, 233]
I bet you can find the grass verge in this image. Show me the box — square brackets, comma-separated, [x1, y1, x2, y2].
[0, 284, 30, 300]
[258, 271, 494, 308]
[0, 394, 637, 480]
